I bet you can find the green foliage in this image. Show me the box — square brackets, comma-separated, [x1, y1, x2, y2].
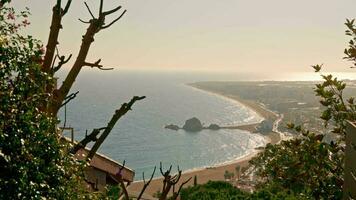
[250, 133, 343, 199]
[153, 190, 162, 198]
[313, 19, 356, 136]
[0, 5, 90, 199]
[180, 181, 306, 200]
[96, 185, 121, 200]
[250, 183, 312, 200]
[224, 170, 234, 180]
[344, 19, 356, 67]
[180, 181, 249, 200]
[249, 19, 356, 199]
[313, 66, 356, 135]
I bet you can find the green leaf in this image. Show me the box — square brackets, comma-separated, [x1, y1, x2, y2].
[312, 65, 322, 72]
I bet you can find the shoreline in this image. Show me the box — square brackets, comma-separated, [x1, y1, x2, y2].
[186, 83, 278, 120]
[128, 84, 281, 197]
[186, 84, 279, 136]
[186, 84, 266, 121]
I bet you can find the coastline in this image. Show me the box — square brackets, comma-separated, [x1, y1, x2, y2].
[187, 84, 279, 136]
[187, 83, 278, 121]
[128, 83, 281, 197]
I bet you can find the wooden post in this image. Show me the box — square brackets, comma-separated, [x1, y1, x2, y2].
[71, 128, 74, 143]
[59, 127, 75, 143]
[343, 121, 356, 199]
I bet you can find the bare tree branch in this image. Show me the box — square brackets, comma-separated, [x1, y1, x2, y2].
[99, 0, 103, 15]
[171, 166, 182, 184]
[84, 59, 114, 70]
[42, 0, 72, 73]
[78, 18, 91, 24]
[159, 163, 186, 200]
[84, 2, 95, 19]
[137, 166, 157, 200]
[62, 0, 72, 16]
[70, 127, 106, 154]
[117, 161, 130, 200]
[54, 54, 72, 72]
[101, 10, 127, 30]
[86, 96, 145, 160]
[52, 47, 72, 73]
[50, 20, 99, 114]
[102, 5, 122, 16]
[50, 1, 127, 115]
[171, 177, 192, 200]
[50, 52, 58, 71]
[56, 0, 61, 12]
[61, 91, 79, 107]
[160, 162, 173, 176]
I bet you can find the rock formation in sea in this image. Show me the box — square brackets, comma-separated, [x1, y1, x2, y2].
[165, 118, 224, 132]
[208, 124, 221, 130]
[182, 117, 203, 132]
[164, 124, 180, 131]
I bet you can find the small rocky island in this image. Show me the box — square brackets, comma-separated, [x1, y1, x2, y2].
[207, 123, 220, 130]
[165, 117, 221, 132]
[164, 124, 180, 131]
[182, 117, 203, 132]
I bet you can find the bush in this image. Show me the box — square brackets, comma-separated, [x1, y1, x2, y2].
[0, 5, 88, 199]
[180, 181, 249, 200]
[248, 19, 356, 199]
[250, 133, 343, 199]
[180, 181, 306, 200]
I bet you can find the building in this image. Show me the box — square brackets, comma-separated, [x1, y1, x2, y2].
[75, 147, 135, 191]
[60, 134, 135, 191]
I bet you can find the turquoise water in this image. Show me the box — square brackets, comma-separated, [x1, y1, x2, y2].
[58, 69, 265, 180]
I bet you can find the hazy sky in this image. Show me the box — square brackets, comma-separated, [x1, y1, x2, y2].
[13, 0, 356, 73]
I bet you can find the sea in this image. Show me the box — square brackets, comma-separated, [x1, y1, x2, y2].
[59, 69, 330, 180]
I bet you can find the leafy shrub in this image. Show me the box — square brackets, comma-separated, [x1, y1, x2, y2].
[180, 181, 249, 200]
[249, 19, 356, 199]
[180, 181, 306, 200]
[0, 4, 89, 199]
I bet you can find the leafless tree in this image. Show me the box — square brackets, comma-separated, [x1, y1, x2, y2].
[43, 0, 128, 115]
[41, 0, 145, 159]
[137, 166, 157, 200]
[159, 162, 192, 200]
[41, 2, 190, 199]
[115, 162, 191, 200]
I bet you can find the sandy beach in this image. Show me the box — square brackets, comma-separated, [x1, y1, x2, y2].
[127, 85, 281, 198]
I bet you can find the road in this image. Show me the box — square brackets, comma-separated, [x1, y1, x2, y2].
[272, 113, 294, 142]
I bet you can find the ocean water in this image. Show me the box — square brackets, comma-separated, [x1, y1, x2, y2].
[58, 69, 265, 180]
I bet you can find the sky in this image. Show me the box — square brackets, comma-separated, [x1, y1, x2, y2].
[12, 0, 356, 74]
